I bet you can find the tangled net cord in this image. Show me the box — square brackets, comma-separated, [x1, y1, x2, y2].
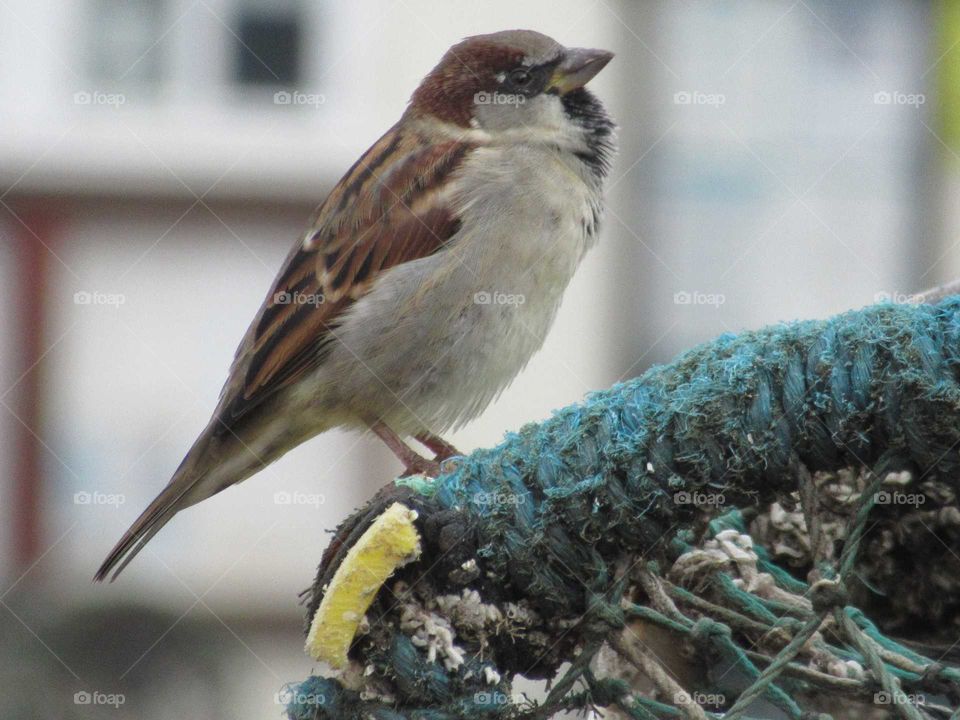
[287, 299, 960, 720]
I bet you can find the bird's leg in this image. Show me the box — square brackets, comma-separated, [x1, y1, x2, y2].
[368, 419, 439, 477]
[415, 431, 462, 462]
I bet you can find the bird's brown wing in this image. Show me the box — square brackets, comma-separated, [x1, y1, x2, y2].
[216, 124, 473, 428]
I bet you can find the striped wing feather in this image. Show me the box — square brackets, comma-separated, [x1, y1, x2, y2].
[214, 126, 471, 427]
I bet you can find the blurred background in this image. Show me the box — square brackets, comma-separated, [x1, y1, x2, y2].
[0, 0, 955, 717]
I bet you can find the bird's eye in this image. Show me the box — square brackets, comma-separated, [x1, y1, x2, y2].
[509, 68, 532, 87]
[500, 66, 548, 97]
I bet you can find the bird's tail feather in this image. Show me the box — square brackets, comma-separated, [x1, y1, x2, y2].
[93, 465, 202, 583]
[96, 414, 311, 582]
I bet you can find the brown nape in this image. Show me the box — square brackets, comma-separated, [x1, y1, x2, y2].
[409, 39, 526, 126]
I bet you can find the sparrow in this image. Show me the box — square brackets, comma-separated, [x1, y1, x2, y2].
[96, 29, 616, 581]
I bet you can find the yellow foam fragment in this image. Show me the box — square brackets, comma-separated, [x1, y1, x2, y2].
[305, 502, 421, 666]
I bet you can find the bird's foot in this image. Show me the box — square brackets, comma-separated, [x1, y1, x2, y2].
[398, 455, 441, 478]
[415, 432, 462, 462]
[368, 419, 441, 477]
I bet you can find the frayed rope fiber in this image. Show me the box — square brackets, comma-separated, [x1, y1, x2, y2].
[295, 299, 960, 719]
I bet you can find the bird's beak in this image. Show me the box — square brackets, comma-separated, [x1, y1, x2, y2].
[549, 47, 614, 94]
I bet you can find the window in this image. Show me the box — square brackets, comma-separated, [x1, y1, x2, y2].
[234, 7, 302, 87]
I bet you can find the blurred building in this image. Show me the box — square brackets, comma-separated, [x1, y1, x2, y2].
[0, 1, 948, 718]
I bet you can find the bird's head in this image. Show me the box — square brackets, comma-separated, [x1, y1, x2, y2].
[408, 29, 614, 138]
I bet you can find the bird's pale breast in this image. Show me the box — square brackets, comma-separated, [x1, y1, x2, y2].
[305, 142, 605, 435]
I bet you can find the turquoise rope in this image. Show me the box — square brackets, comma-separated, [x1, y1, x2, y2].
[292, 300, 960, 719]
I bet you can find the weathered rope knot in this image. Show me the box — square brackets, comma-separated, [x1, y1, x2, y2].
[689, 617, 733, 656]
[809, 578, 848, 615]
[584, 592, 626, 633]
